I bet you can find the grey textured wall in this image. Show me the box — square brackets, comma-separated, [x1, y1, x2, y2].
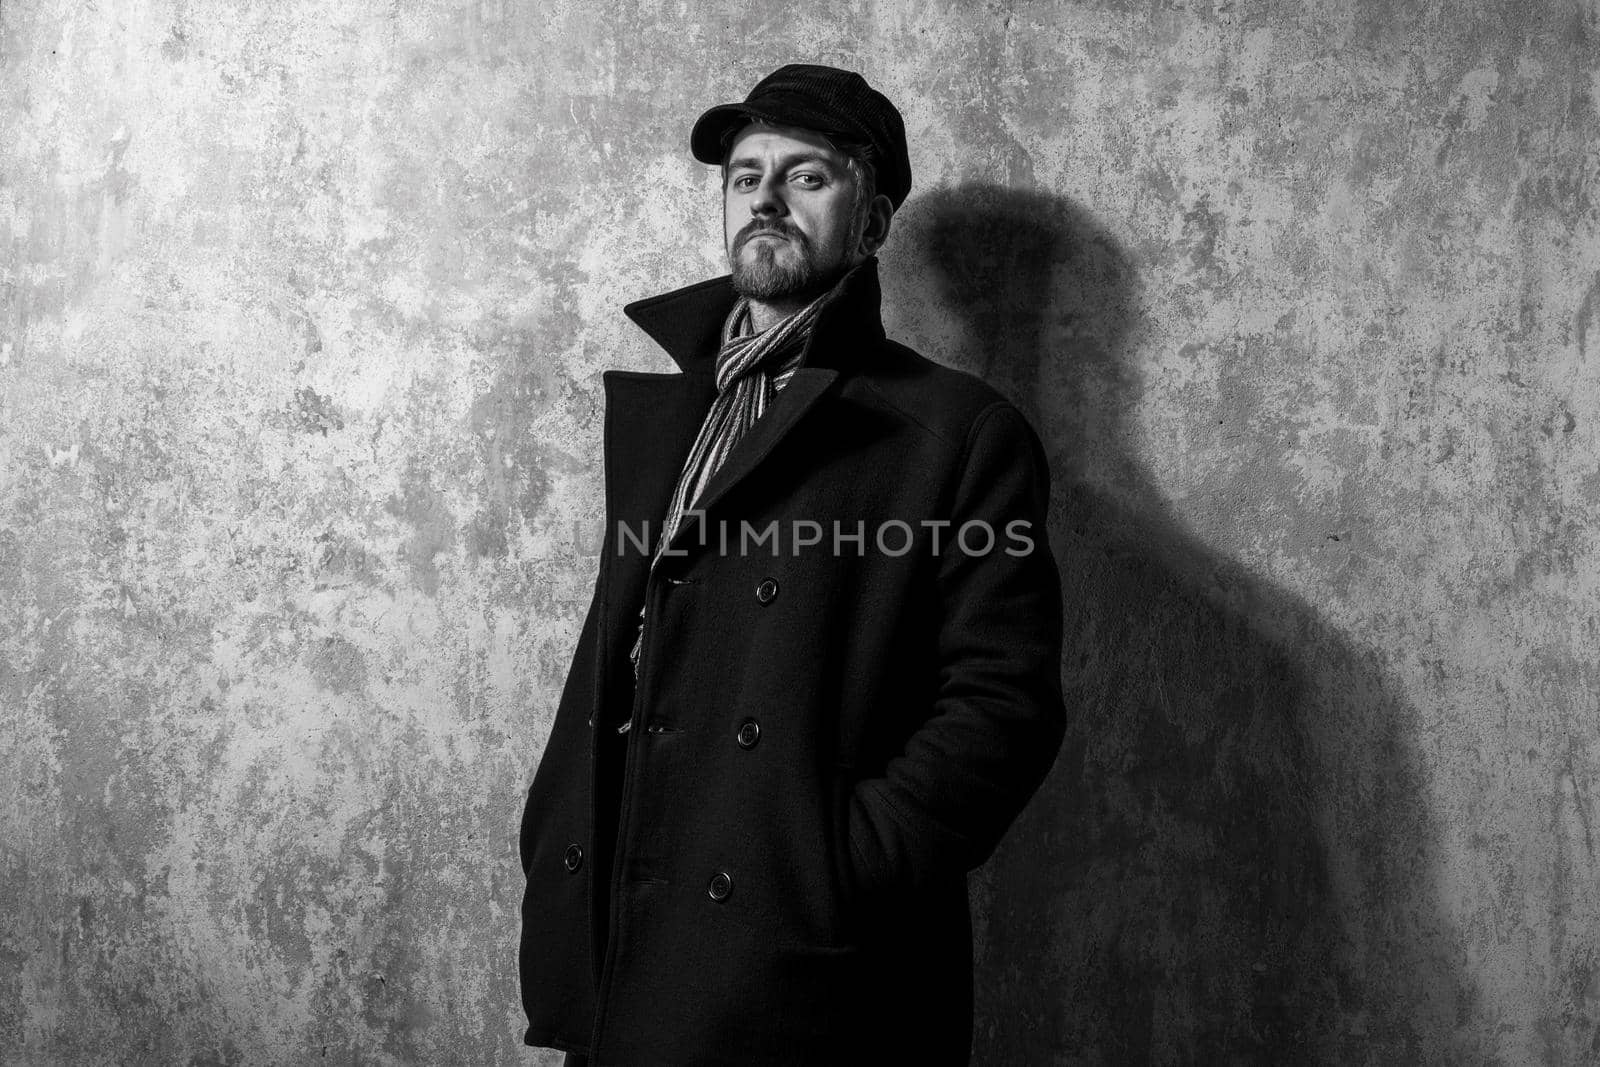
[2, 0, 1597, 1063]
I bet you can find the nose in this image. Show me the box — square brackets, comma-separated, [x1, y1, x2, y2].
[749, 174, 786, 217]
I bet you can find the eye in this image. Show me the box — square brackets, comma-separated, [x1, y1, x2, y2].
[792, 172, 825, 189]
[730, 174, 759, 190]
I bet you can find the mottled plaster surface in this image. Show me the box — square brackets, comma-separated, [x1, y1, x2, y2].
[1, 1, 1596, 1064]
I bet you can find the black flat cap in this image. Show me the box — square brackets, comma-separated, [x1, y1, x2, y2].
[690, 63, 913, 209]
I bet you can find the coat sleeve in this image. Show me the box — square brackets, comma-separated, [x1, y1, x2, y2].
[845, 400, 1067, 897]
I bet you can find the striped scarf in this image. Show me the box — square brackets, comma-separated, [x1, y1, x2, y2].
[627, 292, 826, 680]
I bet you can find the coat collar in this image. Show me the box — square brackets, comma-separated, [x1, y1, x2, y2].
[597, 259, 887, 626]
[621, 256, 888, 375]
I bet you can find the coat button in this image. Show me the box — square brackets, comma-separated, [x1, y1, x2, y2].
[736, 719, 761, 749]
[755, 577, 779, 604]
[563, 844, 583, 873]
[707, 871, 733, 902]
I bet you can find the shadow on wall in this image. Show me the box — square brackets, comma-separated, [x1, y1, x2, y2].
[882, 185, 1473, 1065]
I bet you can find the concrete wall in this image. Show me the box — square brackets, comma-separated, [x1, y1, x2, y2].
[2, 0, 1596, 1063]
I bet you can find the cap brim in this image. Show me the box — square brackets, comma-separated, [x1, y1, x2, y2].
[690, 99, 856, 165]
[690, 103, 769, 165]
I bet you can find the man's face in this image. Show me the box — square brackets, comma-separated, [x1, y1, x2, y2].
[723, 124, 867, 302]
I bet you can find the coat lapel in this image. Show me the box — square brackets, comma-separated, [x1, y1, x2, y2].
[674, 366, 839, 535]
[610, 258, 885, 565]
[599, 369, 716, 658]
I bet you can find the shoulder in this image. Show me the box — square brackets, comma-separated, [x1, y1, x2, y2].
[846, 338, 1033, 454]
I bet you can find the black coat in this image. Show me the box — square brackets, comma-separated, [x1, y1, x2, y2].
[519, 259, 1066, 1066]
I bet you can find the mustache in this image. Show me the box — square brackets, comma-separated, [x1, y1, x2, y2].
[734, 220, 808, 253]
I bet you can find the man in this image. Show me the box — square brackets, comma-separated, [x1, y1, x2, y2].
[518, 64, 1066, 1066]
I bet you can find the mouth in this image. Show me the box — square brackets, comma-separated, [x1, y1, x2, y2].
[740, 231, 792, 250]
[737, 226, 800, 253]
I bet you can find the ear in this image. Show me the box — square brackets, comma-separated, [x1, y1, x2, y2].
[858, 194, 895, 256]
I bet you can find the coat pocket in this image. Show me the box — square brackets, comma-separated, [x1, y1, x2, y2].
[828, 766, 871, 941]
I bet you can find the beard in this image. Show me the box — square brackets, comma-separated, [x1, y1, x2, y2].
[728, 222, 848, 302]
